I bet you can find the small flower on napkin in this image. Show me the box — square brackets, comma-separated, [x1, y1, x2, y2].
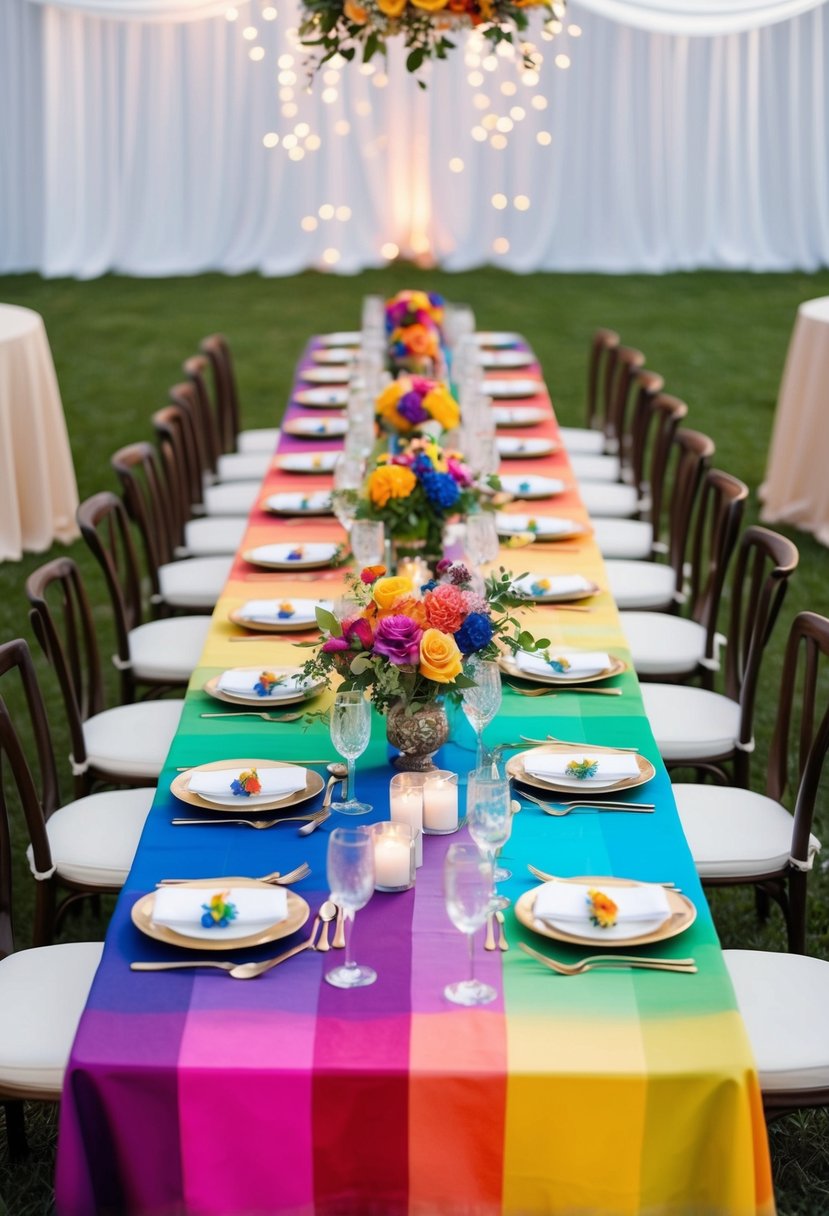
[201, 891, 239, 929]
[518, 480, 531, 493]
[586, 888, 618, 929]
[300, 496, 311, 509]
[253, 670, 284, 697]
[527, 517, 539, 533]
[278, 601, 295, 619]
[230, 769, 262, 797]
[287, 546, 305, 561]
[565, 757, 600, 781]
[531, 578, 551, 595]
[311, 456, 323, 469]
[547, 654, 571, 673]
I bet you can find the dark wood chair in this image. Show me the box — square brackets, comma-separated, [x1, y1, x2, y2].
[77, 492, 211, 701]
[181, 355, 270, 483]
[569, 345, 646, 484]
[580, 371, 669, 519]
[200, 333, 281, 455]
[26, 558, 183, 797]
[641, 525, 799, 788]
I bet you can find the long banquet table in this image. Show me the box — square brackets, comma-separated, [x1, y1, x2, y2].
[56, 337, 774, 1216]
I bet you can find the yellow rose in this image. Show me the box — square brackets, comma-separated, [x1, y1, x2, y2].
[344, 0, 369, 18]
[373, 575, 414, 611]
[367, 464, 417, 508]
[411, 0, 449, 10]
[377, 0, 407, 14]
[376, 380, 404, 415]
[423, 386, 460, 431]
[419, 628, 463, 683]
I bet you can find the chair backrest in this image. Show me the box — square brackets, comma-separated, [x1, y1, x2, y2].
[768, 612, 829, 868]
[0, 639, 61, 957]
[152, 404, 200, 534]
[723, 525, 799, 746]
[684, 470, 749, 652]
[181, 354, 224, 473]
[111, 441, 176, 597]
[585, 328, 620, 432]
[77, 492, 146, 700]
[25, 558, 105, 783]
[200, 333, 240, 454]
[605, 345, 646, 459]
[661, 428, 716, 592]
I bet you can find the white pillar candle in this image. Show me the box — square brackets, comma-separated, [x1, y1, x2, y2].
[389, 775, 424, 866]
[374, 836, 413, 891]
[422, 770, 459, 834]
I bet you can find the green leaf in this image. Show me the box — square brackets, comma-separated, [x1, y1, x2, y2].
[407, 48, 425, 73]
[350, 654, 373, 676]
[316, 607, 342, 636]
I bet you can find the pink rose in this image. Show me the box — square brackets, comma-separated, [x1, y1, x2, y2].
[373, 615, 423, 666]
[322, 637, 349, 653]
[424, 583, 467, 634]
[345, 617, 374, 648]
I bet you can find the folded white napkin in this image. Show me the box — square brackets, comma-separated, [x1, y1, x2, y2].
[514, 650, 612, 679]
[265, 492, 332, 512]
[216, 669, 309, 699]
[516, 574, 592, 598]
[523, 752, 640, 782]
[238, 599, 314, 623]
[189, 767, 308, 799]
[152, 886, 287, 935]
[248, 543, 334, 563]
[534, 881, 669, 926]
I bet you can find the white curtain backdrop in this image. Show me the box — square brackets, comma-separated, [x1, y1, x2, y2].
[2, 0, 828, 276]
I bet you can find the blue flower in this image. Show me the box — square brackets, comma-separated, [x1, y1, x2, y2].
[411, 453, 434, 476]
[421, 579, 438, 593]
[421, 471, 461, 511]
[454, 612, 494, 654]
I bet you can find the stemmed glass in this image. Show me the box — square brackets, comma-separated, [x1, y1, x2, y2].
[332, 454, 364, 533]
[464, 514, 500, 569]
[330, 690, 372, 815]
[325, 827, 377, 988]
[461, 659, 502, 768]
[443, 843, 497, 1006]
[350, 520, 385, 568]
[466, 766, 513, 908]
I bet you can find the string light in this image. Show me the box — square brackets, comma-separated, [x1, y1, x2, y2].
[381, 242, 399, 259]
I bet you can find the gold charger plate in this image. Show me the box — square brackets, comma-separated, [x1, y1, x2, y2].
[498, 653, 627, 686]
[506, 744, 656, 795]
[132, 880, 310, 952]
[203, 667, 325, 708]
[241, 547, 336, 571]
[514, 878, 696, 948]
[228, 608, 321, 634]
[171, 759, 324, 814]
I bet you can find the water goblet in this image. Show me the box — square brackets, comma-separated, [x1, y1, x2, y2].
[350, 520, 385, 568]
[443, 843, 497, 1006]
[330, 690, 372, 815]
[464, 513, 500, 569]
[466, 766, 512, 907]
[325, 827, 377, 988]
[461, 659, 502, 768]
[332, 454, 364, 532]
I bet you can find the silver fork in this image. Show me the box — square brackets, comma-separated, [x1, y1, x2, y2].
[199, 711, 304, 723]
[521, 791, 655, 817]
[157, 862, 311, 887]
[170, 809, 331, 830]
[519, 942, 697, 975]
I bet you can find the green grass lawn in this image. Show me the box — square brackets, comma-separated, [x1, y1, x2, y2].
[1, 267, 828, 1214]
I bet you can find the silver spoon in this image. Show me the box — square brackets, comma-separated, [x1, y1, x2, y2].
[229, 901, 338, 980]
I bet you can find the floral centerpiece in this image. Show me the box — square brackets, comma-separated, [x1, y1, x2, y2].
[385, 289, 445, 373]
[299, 0, 565, 83]
[375, 375, 460, 435]
[356, 436, 491, 564]
[302, 561, 548, 769]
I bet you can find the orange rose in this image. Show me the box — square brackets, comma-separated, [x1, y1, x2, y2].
[373, 575, 414, 612]
[377, 0, 407, 14]
[424, 584, 466, 634]
[419, 628, 463, 684]
[344, 0, 369, 18]
[411, 0, 449, 11]
[404, 324, 439, 358]
[390, 596, 429, 629]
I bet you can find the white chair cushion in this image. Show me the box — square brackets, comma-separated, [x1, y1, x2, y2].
[202, 480, 260, 517]
[128, 615, 212, 682]
[0, 941, 103, 1093]
[592, 518, 654, 560]
[579, 483, 639, 519]
[605, 559, 676, 610]
[569, 453, 620, 483]
[724, 950, 829, 1092]
[674, 783, 821, 877]
[640, 683, 742, 761]
[619, 612, 708, 676]
[216, 451, 271, 482]
[159, 555, 233, 609]
[237, 427, 281, 454]
[27, 787, 154, 887]
[558, 426, 605, 455]
[183, 516, 246, 557]
[82, 699, 183, 779]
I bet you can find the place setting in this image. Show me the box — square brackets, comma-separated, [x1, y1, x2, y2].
[492, 405, 548, 428]
[496, 435, 559, 459]
[274, 450, 340, 474]
[311, 347, 355, 365]
[241, 541, 342, 571]
[282, 416, 349, 439]
[478, 348, 537, 370]
[506, 743, 656, 798]
[261, 490, 334, 516]
[497, 473, 569, 501]
[496, 511, 588, 543]
[202, 664, 326, 708]
[499, 648, 626, 687]
[229, 596, 334, 633]
[511, 571, 601, 604]
[474, 331, 524, 349]
[297, 366, 351, 385]
[293, 387, 348, 408]
[483, 377, 544, 400]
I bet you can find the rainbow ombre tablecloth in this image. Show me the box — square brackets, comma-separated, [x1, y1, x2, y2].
[56, 341, 774, 1216]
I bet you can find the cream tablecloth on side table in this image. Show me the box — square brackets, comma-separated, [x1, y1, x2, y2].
[0, 304, 79, 560]
[761, 296, 829, 548]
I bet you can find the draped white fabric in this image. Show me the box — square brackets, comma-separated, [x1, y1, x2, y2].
[2, 0, 828, 276]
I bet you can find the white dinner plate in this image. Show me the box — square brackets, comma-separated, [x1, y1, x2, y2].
[311, 348, 354, 365]
[204, 665, 326, 707]
[496, 513, 585, 539]
[283, 417, 348, 439]
[318, 331, 361, 347]
[484, 378, 544, 400]
[262, 491, 333, 516]
[479, 349, 536, 370]
[475, 331, 523, 348]
[293, 388, 348, 408]
[497, 437, 557, 459]
[299, 367, 350, 385]
[492, 406, 547, 429]
[275, 451, 339, 474]
[230, 597, 333, 631]
[242, 543, 339, 570]
[499, 475, 568, 500]
[512, 572, 600, 603]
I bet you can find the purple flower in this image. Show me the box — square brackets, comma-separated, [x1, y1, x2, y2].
[448, 562, 471, 585]
[322, 637, 349, 653]
[454, 612, 494, 654]
[386, 301, 409, 330]
[373, 615, 423, 666]
[397, 391, 430, 425]
[436, 558, 453, 575]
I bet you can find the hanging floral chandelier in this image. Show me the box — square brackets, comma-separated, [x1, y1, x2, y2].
[299, 0, 567, 81]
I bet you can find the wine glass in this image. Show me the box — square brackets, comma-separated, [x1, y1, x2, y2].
[325, 827, 377, 988]
[461, 659, 502, 768]
[466, 766, 512, 907]
[443, 843, 497, 1006]
[464, 513, 500, 569]
[350, 520, 385, 568]
[330, 690, 372, 815]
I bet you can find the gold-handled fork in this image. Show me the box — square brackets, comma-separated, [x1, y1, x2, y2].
[527, 863, 678, 890]
[157, 862, 311, 887]
[507, 683, 622, 697]
[495, 910, 509, 951]
[199, 711, 305, 723]
[170, 809, 331, 831]
[520, 792, 655, 817]
[519, 942, 697, 975]
[484, 914, 497, 951]
[228, 633, 319, 643]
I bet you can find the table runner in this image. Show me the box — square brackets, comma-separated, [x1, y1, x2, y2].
[56, 339, 774, 1216]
